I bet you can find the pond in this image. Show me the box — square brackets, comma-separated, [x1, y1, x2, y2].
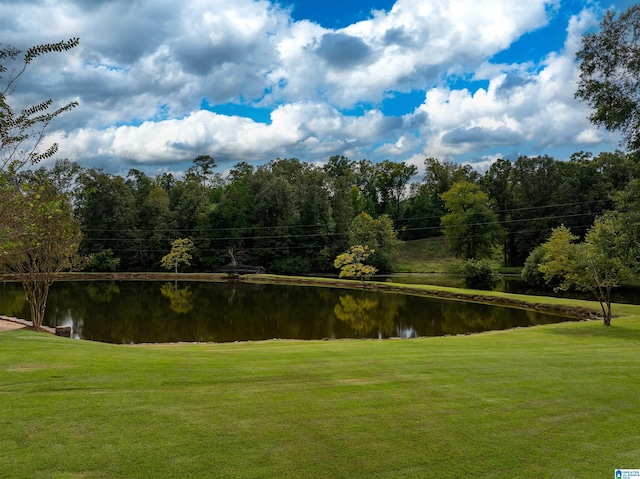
[0, 281, 574, 344]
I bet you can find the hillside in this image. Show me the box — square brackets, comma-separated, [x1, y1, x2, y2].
[389, 236, 460, 273]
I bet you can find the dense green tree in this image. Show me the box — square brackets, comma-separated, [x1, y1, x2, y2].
[206, 161, 256, 263]
[461, 259, 502, 291]
[374, 159, 417, 217]
[479, 158, 514, 264]
[352, 159, 379, 216]
[347, 212, 401, 273]
[85, 249, 120, 272]
[441, 181, 503, 260]
[508, 155, 563, 265]
[75, 168, 137, 269]
[402, 158, 479, 241]
[576, 5, 640, 151]
[323, 155, 357, 247]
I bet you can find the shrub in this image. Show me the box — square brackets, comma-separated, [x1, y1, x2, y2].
[367, 250, 394, 274]
[86, 249, 121, 272]
[461, 258, 501, 290]
[522, 245, 559, 290]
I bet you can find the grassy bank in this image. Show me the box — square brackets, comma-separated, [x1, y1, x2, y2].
[2, 302, 640, 478]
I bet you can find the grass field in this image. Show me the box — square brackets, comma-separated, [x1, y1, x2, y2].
[390, 237, 461, 273]
[1, 289, 640, 478]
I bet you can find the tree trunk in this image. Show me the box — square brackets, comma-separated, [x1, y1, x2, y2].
[603, 300, 612, 326]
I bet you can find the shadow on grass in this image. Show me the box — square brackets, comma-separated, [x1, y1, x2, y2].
[546, 319, 640, 342]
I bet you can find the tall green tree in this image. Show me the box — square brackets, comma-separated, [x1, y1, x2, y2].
[508, 155, 562, 265]
[441, 181, 503, 260]
[576, 5, 640, 152]
[75, 169, 137, 269]
[479, 158, 514, 264]
[374, 159, 417, 217]
[402, 158, 479, 241]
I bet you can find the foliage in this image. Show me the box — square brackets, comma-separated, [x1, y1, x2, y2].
[538, 217, 634, 325]
[521, 245, 549, 288]
[334, 245, 378, 286]
[348, 212, 401, 251]
[1, 39, 79, 174]
[20, 153, 638, 275]
[460, 258, 502, 290]
[85, 249, 121, 272]
[441, 181, 503, 260]
[576, 5, 640, 152]
[373, 159, 417, 216]
[269, 256, 312, 275]
[161, 238, 195, 273]
[160, 282, 193, 314]
[347, 212, 401, 274]
[0, 40, 80, 328]
[0, 179, 81, 328]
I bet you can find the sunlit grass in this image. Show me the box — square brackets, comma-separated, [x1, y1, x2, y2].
[2, 299, 640, 478]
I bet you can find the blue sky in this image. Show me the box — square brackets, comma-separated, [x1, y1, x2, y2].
[0, 0, 634, 176]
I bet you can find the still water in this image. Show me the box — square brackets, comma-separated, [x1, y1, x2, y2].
[0, 281, 573, 344]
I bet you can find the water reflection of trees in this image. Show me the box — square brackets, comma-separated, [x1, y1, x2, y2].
[333, 293, 404, 337]
[334, 295, 378, 335]
[160, 283, 193, 314]
[85, 282, 120, 303]
[0, 281, 571, 343]
[0, 283, 27, 317]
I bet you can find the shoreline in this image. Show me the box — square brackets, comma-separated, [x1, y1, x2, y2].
[0, 272, 610, 325]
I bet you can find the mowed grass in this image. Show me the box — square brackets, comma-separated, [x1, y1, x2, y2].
[2, 300, 640, 478]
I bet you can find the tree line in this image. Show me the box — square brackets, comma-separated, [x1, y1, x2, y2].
[13, 149, 635, 277]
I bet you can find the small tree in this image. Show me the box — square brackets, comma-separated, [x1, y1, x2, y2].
[0, 40, 80, 329]
[334, 245, 378, 287]
[161, 238, 195, 273]
[0, 180, 81, 329]
[538, 216, 633, 326]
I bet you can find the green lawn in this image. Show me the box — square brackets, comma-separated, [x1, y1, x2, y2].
[1, 294, 640, 478]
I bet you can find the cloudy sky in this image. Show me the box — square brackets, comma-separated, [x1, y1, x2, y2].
[1, 0, 635, 176]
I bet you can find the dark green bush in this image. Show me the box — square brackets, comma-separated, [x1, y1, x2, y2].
[461, 258, 501, 290]
[86, 249, 121, 272]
